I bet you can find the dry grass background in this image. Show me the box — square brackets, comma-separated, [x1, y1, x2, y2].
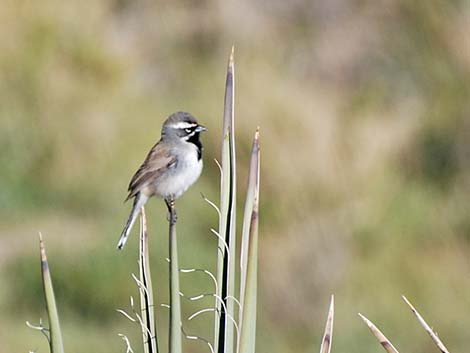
[0, 0, 469, 352]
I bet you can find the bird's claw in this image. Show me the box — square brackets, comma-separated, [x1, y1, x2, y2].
[167, 210, 178, 225]
[165, 197, 177, 225]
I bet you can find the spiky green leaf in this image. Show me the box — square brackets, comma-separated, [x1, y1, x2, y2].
[39, 234, 64, 353]
[139, 208, 159, 353]
[238, 129, 260, 353]
[216, 46, 237, 353]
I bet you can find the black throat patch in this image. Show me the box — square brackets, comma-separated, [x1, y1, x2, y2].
[187, 132, 203, 160]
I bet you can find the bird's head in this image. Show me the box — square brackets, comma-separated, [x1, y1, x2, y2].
[162, 112, 207, 141]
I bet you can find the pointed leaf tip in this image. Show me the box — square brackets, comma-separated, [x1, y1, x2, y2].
[401, 295, 450, 353]
[319, 295, 335, 353]
[230, 45, 235, 62]
[252, 128, 260, 154]
[401, 296, 415, 311]
[358, 313, 400, 353]
[38, 233, 47, 262]
[358, 313, 369, 324]
[401, 295, 412, 307]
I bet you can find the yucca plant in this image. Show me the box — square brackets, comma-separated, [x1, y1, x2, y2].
[26, 47, 453, 353]
[150, 46, 452, 353]
[117, 47, 260, 353]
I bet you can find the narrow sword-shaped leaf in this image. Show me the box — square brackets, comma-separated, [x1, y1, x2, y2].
[319, 295, 334, 353]
[216, 45, 237, 353]
[238, 129, 260, 353]
[239, 129, 259, 314]
[39, 234, 65, 353]
[358, 313, 400, 353]
[402, 296, 451, 353]
[139, 208, 159, 353]
[169, 205, 182, 353]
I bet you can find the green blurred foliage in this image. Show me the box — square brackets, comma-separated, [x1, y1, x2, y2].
[0, 0, 469, 352]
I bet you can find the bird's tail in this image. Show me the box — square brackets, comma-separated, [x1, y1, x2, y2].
[117, 193, 148, 250]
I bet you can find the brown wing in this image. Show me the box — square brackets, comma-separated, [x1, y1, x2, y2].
[125, 141, 176, 201]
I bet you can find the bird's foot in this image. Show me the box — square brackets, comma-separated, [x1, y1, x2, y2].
[167, 210, 177, 225]
[165, 197, 177, 225]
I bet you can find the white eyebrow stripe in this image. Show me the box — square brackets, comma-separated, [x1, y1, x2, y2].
[170, 121, 198, 130]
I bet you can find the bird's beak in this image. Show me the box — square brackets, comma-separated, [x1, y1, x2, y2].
[196, 125, 207, 132]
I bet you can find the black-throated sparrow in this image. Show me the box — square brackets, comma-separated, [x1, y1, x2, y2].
[117, 111, 207, 250]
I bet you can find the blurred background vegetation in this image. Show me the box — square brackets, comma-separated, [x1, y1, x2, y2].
[1, 0, 469, 352]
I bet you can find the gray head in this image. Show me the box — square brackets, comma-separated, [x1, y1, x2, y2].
[161, 111, 207, 142]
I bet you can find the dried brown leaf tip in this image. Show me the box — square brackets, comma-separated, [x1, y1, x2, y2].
[319, 295, 334, 353]
[39, 232, 48, 271]
[359, 313, 400, 353]
[229, 45, 235, 64]
[402, 296, 450, 353]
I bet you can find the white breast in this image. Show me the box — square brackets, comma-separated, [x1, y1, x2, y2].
[154, 144, 203, 199]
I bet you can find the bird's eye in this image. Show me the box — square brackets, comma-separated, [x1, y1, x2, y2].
[185, 128, 192, 133]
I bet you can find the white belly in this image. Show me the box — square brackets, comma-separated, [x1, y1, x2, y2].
[154, 152, 203, 199]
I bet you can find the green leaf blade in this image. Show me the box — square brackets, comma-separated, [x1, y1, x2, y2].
[169, 206, 182, 353]
[238, 129, 260, 353]
[39, 234, 65, 353]
[217, 46, 237, 353]
[139, 208, 159, 353]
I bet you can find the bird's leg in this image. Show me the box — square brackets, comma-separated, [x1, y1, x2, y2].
[164, 197, 172, 222]
[165, 196, 177, 225]
[164, 197, 171, 213]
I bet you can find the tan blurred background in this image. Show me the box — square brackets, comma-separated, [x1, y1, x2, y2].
[1, 0, 469, 352]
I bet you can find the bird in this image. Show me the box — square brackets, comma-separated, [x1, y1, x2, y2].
[117, 111, 207, 250]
